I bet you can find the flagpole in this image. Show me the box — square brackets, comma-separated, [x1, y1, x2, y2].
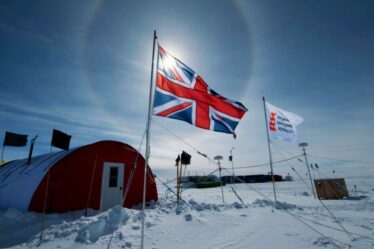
[262, 96, 277, 203]
[140, 30, 158, 249]
[218, 159, 225, 205]
[1, 146, 5, 163]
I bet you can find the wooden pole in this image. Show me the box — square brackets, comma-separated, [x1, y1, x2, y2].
[180, 165, 182, 199]
[262, 96, 277, 203]
[176, 159, 180, 204]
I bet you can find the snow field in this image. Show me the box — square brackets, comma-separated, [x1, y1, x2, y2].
[0, 176, 373, 249]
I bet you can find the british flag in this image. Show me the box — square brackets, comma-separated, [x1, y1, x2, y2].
[153, 46, 247, 136]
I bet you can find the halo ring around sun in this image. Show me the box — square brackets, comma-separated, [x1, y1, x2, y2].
[80, 0, 254, 137]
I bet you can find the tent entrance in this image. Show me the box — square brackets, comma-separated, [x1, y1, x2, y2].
[101, 162, 124, 211]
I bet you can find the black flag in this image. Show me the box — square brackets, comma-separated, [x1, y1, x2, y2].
[181, 151, 191, 165]
[3, 132, 28, 147]
[51, 129, 71, 150]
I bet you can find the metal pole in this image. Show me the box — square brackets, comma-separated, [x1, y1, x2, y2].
[230, 148, 235, 184]
[140, 30, 158, 249]
[176, 160, 180, 205]
[217, 160, 225, 204]
[262, 97, 277, 202]
[302, 147, 316, 198]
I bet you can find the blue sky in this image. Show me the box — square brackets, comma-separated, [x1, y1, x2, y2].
[0, 0, 373, 177]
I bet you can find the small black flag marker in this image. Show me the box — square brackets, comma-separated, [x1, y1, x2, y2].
[181, 151, 191, 165]
[51, 129, 71, 151]
[3, 132, 28, 147]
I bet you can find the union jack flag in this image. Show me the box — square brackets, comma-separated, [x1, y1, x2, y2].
[153, 46, 247, 136]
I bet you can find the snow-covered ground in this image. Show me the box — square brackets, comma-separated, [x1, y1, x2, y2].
[0, 175, 373, 249]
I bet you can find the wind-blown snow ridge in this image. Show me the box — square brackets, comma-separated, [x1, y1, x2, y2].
[187, 198, 245, 211]
[251, 199, 303, 210]
[75, 206, 130, 244]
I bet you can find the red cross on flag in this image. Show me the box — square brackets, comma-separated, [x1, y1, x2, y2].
[153, 46, 247, 137]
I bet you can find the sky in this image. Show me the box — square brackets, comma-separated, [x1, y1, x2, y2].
[0, 0, 373, 177]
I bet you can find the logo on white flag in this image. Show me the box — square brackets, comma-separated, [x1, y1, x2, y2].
[265, 102, 304, 144]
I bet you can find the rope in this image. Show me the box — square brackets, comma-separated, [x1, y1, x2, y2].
[306, 165, 352, 199]
[107, 130, 146, 249]
[164, 167, 218, 186]
[153, 119, 247, 204]
[271, 142, 355, 241]
[155, 118, 302, 172]
[271, 143, 311, 188]
[154, 118, 352, 247]
[291, 167, 312, 190]
[269, 142, 311, 191]
[156, 176, 193, 209]
[153, 119, 218, 165]
[229, 184, 247, 207]
[226, 155, 302, 170]
[317, 199, 354, 240]
[222, 168, 350, 249]
[305, 155, 373, 190]
[294, 214, 374, 241]
[307, 154, 374, 165]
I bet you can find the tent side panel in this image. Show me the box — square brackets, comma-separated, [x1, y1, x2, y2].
[122, 153, 158, 208]
[29, 146, 103, 213]
[28, 141, 158, 213]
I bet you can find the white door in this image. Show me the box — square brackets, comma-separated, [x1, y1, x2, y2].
[101, 162, 124, 211]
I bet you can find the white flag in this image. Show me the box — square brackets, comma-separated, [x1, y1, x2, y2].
[265, 102, 304, 144]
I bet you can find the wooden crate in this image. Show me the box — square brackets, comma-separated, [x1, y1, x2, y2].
[314, 178, 349, 199]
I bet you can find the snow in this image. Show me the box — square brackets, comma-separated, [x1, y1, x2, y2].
[0, 174, 373, 249]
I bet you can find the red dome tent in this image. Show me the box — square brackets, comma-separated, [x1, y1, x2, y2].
[0, 140, 158, 213]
